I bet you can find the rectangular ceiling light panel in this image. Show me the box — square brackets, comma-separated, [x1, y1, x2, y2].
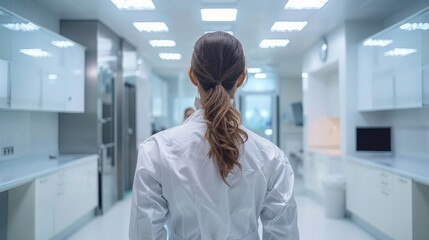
[111, 0, 155, 10]
[204, 30, 233, 35]
[3, 22, 39, 31]
[254, 73, 267, 79]
[384, 48, 417, 57]
[285, 0, 328, 10]
[271, 21, 308, 32]
[201, 9, 237, 21]
[400, 23, 429, 31]
[51, 40, 75, 48]
[259, 39, 290, 48]
[149, 40, 176, 47]
[133, 22, 168, 32]
[200, 0, 238, 3]
[247, 68, 262, 73]
[159, 53, 182, 60]
[363, 39, 393, 47]
[20, 49, 52, 58]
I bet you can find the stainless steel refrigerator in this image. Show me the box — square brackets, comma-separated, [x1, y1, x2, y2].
[59, 21, 121, 214]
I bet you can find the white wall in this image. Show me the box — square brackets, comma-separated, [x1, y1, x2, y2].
[148, 72, 169, 131]
[0, 1, 60, 162]
[302, 25, 346, 152]
[135, 59, 152, 146]
[342, 22, 384, 157]
[173, 72, 197, 125]
[0, 111, 58, 160]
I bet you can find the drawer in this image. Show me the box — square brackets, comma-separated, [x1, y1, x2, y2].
[376, 171, 392, 190]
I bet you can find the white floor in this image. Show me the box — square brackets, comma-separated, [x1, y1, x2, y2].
[68, 192, 376, 240]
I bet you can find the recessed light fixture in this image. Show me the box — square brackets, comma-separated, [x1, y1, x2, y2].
[259, 39, 290, 48]
[271, 21, 308, 32]
[159, 53, 182, 60]
[48, 74, 58, 80]
[204, 31, 234, 35]
[201, 9, 237, 21]
[3, 22, 39, 31]
[363, 39, 393, 47]
[302, 72, 308, 78]
[264, 129, 273, 136]
[384, 48, 417, 57]
[149, 40, 176, 47]
[111, 0, 155, 10]
[133, 22, 168, 32]
[399, 22, 429, 31]
[20, 49, 52, 58]
[254, 73, 267, 79]
[51, 40, 75, 48]
[247, 68, 262, 73]
[285, 0, 329, 10]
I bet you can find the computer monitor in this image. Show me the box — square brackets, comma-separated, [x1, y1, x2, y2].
[291, 102, 303, 127]
[356, 127, 392, 153]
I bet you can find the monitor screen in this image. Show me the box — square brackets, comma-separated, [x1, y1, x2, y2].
[291, 102, 303, 126]
[356, 127, 391, 152]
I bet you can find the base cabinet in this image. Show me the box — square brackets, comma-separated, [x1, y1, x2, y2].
[7, 157, 98, 240]
[346, 161, 429, 240]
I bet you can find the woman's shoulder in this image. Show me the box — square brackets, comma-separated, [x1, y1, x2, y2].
[242, 127, 285, 161]
[141, 122, 206, 150]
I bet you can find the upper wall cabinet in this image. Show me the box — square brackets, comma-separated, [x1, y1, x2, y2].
[0, 8, 85, 112]
[358, 8, 429, 111]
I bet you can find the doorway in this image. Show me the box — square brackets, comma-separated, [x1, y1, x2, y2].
[239, 93, 279, 146]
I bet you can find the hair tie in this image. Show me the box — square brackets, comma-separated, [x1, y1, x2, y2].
[216, 81, 222, 86]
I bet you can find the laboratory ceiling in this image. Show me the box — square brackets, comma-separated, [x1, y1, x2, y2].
[33, 0, 429, 78]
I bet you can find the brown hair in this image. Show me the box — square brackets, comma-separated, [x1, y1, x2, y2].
[191, 31, 248, 185]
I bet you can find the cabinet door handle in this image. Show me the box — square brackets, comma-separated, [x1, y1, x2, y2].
[38, 178, 48, 183]
[381, 181, 389, 186]
[398, 178, 408, 184]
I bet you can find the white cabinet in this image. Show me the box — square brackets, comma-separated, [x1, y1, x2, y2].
[0, 8, 85, 112]
[346, 161, 419, 240]
[55, 160, 98, 234]
[7, 157, 98, 240]
[62, 46, 85, 112]
[8, 174, 57, 240]
[0, 10, 13, 108]
[392, 175, 412, 240]
[35, 175, 56, 240]
[358, 9, 428, 111]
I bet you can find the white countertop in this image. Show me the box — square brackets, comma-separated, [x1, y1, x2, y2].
[349, 155, 429, 185]
[308, 147, 341, 156]
[0, 154, 98, 192]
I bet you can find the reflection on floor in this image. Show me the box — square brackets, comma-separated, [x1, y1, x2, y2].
[68, 193, 375, 240]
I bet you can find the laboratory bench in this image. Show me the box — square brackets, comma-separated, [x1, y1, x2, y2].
[346, 155, 429, 240]
[0, 154, 98, 240]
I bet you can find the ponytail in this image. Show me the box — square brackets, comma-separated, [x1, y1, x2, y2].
[201, 84, 248, 185]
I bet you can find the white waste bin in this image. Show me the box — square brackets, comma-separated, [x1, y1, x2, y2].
[322, 175, 346, 219]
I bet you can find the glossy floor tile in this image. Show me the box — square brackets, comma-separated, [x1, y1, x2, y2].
[68, 192, 375, 240]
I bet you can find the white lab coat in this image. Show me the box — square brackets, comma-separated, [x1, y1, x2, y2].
[129, 109, 299, 240]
